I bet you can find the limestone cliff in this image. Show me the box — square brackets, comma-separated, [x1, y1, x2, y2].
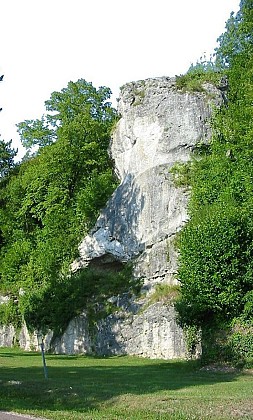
[52, 77, 220, 358]
[0, 76, 220, 357]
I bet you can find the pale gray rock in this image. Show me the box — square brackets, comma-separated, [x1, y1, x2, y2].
[64, 77, 220, 359]
[1, 77, 220, 357]
[94, 303, 187, 359]
[52, 312, 91, 354]
[112, 77, 214, 180]
[76, 78, 219, 271]
[0, 324, 15, 347]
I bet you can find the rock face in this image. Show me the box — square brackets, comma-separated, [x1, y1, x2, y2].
[73, 78, 218, 278]
[55, 77, 219, 358]
[0, 77, 220, 357]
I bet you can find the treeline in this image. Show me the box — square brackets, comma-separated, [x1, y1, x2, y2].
[175, 0, 253, 366]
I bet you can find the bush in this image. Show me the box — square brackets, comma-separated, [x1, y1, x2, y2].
[21, 264, 142, 337]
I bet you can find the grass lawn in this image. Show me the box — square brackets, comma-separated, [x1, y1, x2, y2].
[0, 347, 252, 419]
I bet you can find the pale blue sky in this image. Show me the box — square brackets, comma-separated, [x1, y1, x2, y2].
[0, 0, 240, 158]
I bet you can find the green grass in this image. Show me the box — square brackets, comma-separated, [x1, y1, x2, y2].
[175, 70, 220, 93]
[0, 348, 252, 419]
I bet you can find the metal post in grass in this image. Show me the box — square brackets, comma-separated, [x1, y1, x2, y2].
[37, 331, 48, 379]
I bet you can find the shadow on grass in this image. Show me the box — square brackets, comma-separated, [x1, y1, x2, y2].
[0, 351, 241, 416]
[0, 352, 39, 358]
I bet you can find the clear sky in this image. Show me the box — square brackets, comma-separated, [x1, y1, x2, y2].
[0, 0, 240, 158]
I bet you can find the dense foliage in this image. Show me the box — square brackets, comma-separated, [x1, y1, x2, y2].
[22, 264, 141, 337]
[175, 0, 253, 365]
[0, 79, 120, 333]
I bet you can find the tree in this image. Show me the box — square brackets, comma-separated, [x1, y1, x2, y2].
[16, 79, 116, 151]
[0, 79, 118, 331]
[215, 0, 253, 69]
[175, 0, 253, 363]
[176, 0, 253, 367]
[16, 117, 56, 150]
[0, 139, 17, 178]
[0, 74, 17, 177]
[176, 205, 253, 325]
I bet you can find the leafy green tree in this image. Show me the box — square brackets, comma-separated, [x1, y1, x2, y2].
[0, 74, 17, 178]
[215, 0, 253, 69]
[175, 0, 253, 363]
[0, 139, 17, 178]
[0, 79, 118, 330]
[177, 205, 253, 325]
[0, 75, 18, 261]
[17, 117, 56, 150]
[16, 79, 116, 151]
